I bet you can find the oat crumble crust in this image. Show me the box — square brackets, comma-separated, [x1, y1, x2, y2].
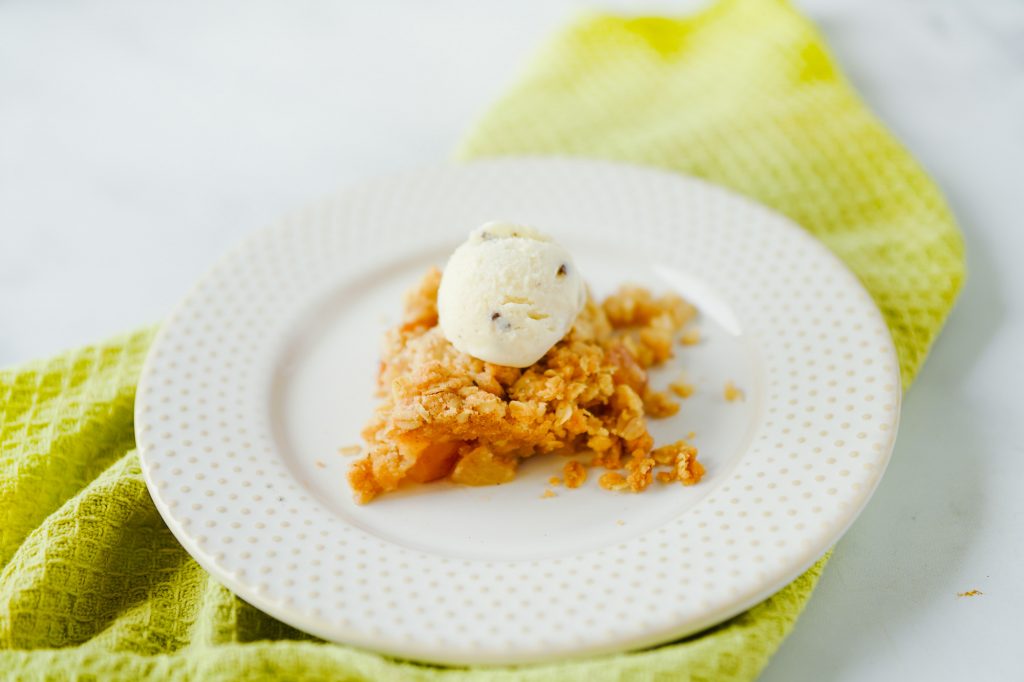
[348, 267, 706, 503]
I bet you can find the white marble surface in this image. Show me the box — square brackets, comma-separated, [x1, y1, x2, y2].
[2, 0, 1022, 679]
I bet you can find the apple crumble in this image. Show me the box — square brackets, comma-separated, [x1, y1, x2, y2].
[348, 268, 706, 503]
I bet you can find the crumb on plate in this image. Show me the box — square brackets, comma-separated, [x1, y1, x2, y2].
[724, 380, 745, 402]
[563, 460, 587, 489]
[669, 380, 695, 399]
[652, 441, 705, 485]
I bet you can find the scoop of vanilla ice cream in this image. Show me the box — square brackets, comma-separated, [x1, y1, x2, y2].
[437, 222, 586, 367]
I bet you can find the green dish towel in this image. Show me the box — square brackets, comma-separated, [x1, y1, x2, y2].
[0, 0, 964, 680]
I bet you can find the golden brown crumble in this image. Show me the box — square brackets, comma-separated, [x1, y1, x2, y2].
[348, 268, 705, 503]
[644, 391, 681, 417]
[680, 329, 701, 346]
[652, 441, 706, 485]
[598, 472, 628, 491]
[562, 460, 587, 489]
[541, 489, 557, 499]
[548, 476, 562, 486]
[337, 445, 362, 456]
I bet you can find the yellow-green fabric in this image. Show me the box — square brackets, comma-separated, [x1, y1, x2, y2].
[0, 0, 964, 680]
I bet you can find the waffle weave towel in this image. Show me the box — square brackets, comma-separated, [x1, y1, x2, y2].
[0, 0, 964, 679]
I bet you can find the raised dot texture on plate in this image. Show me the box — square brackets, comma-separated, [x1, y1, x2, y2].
[136, 158, 901, 666]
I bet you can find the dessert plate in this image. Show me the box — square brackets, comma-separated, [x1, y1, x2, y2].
[136, 157, 901, 665]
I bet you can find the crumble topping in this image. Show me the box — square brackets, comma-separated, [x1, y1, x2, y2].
[562, 460, 587, 489]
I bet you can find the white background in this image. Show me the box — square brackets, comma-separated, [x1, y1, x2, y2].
[2, 0, 1022, 679]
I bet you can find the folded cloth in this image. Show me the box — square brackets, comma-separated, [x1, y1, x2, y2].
[0, 0, 964, 679]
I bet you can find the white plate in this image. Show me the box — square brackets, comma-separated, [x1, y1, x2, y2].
[136, 158, 901, 665]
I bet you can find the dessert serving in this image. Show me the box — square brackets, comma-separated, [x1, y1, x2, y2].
[348, 222, 705, 503]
